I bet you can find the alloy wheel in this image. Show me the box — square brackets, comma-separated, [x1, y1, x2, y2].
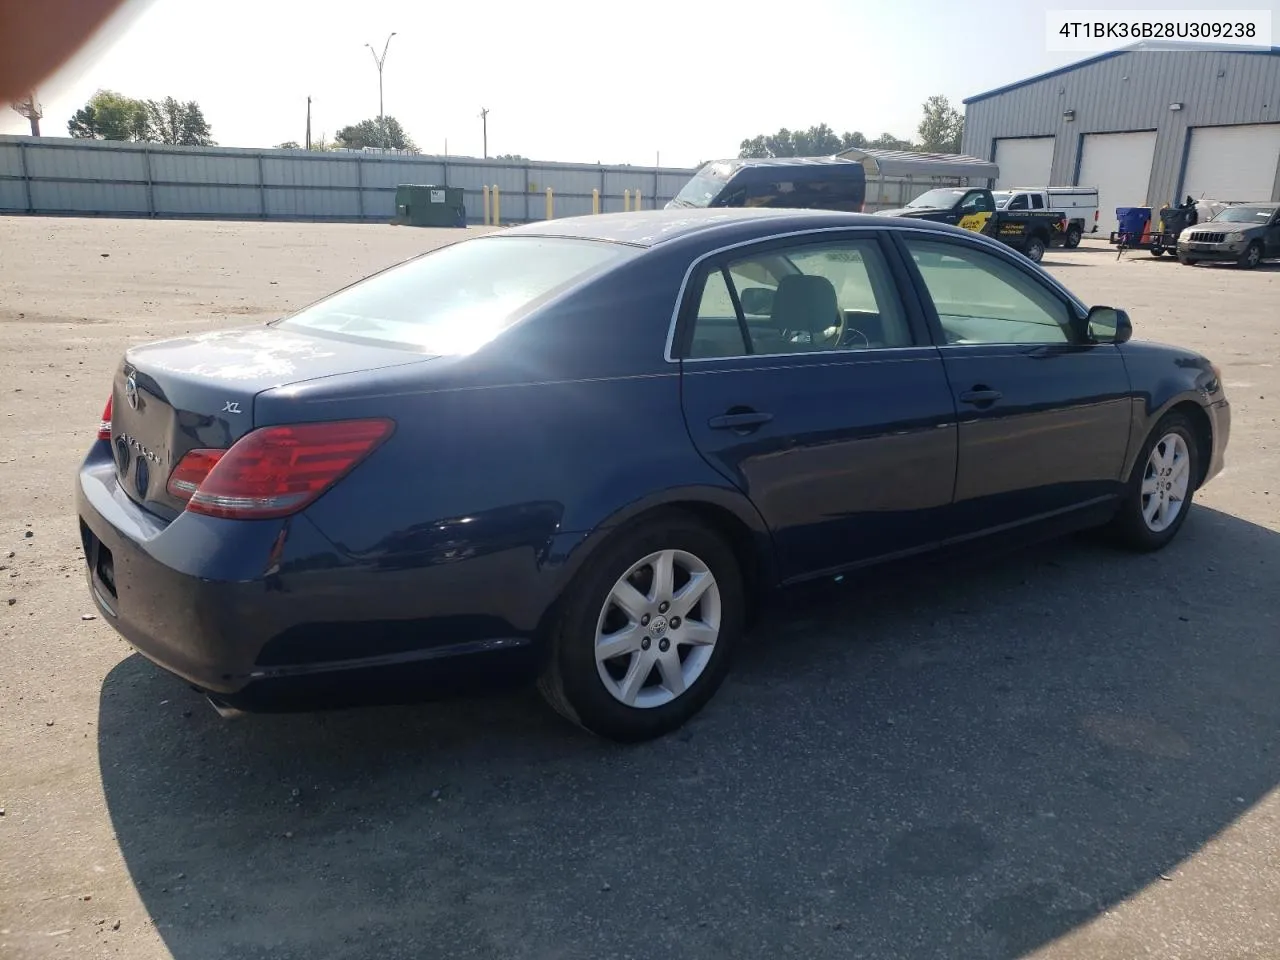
[1141, 432, 1191, 532]
[594, 549, 721, 708]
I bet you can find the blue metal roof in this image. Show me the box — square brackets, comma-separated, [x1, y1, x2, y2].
[964, 40, 1280, 105]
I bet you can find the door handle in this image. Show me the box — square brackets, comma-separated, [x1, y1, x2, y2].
[959, 388, 1003, 406]
[708, 411, 773, 431]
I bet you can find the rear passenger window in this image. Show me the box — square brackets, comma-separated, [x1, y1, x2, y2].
[1031, 195, 1045, 209]
[686, 238, 912, 358]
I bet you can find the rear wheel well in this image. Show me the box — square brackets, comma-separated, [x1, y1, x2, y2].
[1166, 401, 1213, 487]
[546, 501, 770, 639]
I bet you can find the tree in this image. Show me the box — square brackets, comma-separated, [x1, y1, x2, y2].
[144, 97, 215, 146]
[335, 116, 416, 151]
[67, 89, 150, 141]
[739, 124, 892, 158]
[496, 153, 526, 161]
[67, 89, 215, 144]
[275, 141, 301, 150]
[917, 95, 964, 154]
[868, 132, 916, 151]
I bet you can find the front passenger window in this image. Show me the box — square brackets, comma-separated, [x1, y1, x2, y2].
[905, 238, 1073, 345]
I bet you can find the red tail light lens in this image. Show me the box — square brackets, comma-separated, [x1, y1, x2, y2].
[166, 449, 225, 500]
[176, 419, 395, 520]
[98, 395, 113, 441]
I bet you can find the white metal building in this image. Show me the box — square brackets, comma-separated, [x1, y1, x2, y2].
[961, 42, 1280, 234]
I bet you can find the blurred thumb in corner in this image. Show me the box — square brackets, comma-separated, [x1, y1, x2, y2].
[0, 0, 136, 102]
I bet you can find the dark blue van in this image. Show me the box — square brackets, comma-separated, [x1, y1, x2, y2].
[666, 156, 867, 212]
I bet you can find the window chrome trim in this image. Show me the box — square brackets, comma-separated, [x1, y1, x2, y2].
[661, 222, 1090, 363]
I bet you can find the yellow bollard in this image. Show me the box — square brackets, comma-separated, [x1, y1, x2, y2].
[492, 185, 500, 226]
[592, 188, 600, 214]
[633, 188, 642, 211]
[546, 187, 553, 220]
[623, 189, 631, 212]
[482, 185, 491, 226]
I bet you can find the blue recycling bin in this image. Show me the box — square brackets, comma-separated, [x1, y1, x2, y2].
[1116, 206, 1151, 238]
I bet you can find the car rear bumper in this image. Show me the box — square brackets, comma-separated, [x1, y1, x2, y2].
[76, 443, 549, 707]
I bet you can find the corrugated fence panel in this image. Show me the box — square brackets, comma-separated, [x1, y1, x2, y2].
[28, 143, 147, 181]
[0, 142, 23, 177]
[31, 179, 149, 213]
[266, 188, 361, 218]
[361, 159, 447, 189]
[263, 156, 360, 188]
[154, 184, 260, 216]
[0, 180, 26, 209]
[0, 136, 697, 221]
[149, 151, 258, 186]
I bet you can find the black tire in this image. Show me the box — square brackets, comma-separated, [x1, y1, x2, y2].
[1178, 254, 1196, 266]
[1023, 235, 1046, 263]
[1149, 244, 1166, 257]
[537, 512, 744, 742]
[1106, 412, 1200, 552]
[1238, 241, 1263, 270]
[1065, 226, 1082, 249]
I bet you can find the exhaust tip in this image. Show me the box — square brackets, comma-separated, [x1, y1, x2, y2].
[206, 694, 246, 720]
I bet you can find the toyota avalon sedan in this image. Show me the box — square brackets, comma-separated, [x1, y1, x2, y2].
[77, 208, 1230, 742]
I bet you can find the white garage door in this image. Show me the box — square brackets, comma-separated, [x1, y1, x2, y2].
[1182, 124, 1280, 203]
[1077, 131, 1158, 235]
[994, 137, 1054, 189]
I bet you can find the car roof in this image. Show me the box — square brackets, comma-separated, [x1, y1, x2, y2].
[501, 208, 904, 249]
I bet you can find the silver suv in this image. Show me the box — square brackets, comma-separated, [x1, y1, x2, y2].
[1177, 202, 1280, 269]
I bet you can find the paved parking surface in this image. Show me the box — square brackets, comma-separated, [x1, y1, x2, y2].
[1, 220, 1278, 960]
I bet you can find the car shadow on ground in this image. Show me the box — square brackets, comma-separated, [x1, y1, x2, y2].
[97, 506, 1280, 960]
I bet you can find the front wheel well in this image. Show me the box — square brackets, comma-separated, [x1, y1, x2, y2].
[1165, 400, 1213, 487]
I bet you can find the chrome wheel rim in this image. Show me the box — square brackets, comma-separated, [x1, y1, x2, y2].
[594, 549, 721, 709]
[1141, 433, 1191, 532]
[1246, 246, 1261, 267]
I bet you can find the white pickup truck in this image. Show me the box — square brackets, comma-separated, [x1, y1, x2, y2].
[992, 187, 1100, 248]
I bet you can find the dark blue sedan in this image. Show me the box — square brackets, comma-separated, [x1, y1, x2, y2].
[77, 209, 1231, 742]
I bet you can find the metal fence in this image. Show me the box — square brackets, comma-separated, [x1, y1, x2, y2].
[0, 136, 698, 223]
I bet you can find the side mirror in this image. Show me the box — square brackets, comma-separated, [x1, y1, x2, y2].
[738, 287, 775, 316]
[1085, 306, 1132, 344]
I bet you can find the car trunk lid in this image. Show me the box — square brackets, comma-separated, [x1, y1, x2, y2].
[109, 324, 433, 516]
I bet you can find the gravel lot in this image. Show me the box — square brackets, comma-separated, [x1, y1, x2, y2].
[1, 218, 1278, 960]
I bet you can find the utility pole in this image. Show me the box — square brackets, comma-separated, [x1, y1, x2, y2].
[479, 107, 489, 159]
[364, 32, 397, 148]
[305, 96, 312, 150]
[10, 92, 41, 136]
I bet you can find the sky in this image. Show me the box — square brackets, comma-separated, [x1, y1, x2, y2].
[3, 0, 1278, 167]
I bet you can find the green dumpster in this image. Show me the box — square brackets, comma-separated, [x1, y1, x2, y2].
[393, 184, 466, 227]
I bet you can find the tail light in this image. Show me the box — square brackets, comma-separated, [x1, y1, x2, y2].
[1094, 210, 1099, 221]
[98, 395, 113, 441]
[166, 418, 394, 520]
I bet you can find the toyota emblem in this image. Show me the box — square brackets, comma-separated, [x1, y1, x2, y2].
[124, 375, 139, 410]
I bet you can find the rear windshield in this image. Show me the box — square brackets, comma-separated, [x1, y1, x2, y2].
[279, 236, 635, 353]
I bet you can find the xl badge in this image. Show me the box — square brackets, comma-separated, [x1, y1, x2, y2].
[222, 401, 242, 414]
[124, 375, 139, 410]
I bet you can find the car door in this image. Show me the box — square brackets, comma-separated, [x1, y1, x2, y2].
[894, 232, 1133, 538]
[1267, 209, 1280, 257]
[955, 190, 997, 234]
[675, 231, 957, 581]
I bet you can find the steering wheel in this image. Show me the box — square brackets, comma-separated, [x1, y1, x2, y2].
[783, 308, 846, 349]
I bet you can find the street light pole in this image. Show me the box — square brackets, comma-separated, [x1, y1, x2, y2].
[479, 107, 489, 159]
[364, 32, 397, 148]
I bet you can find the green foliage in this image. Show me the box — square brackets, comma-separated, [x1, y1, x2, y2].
[916, 95, 964, 153]
[334, 116, 416, 152]
[739, 124, 899, 158]
[67, 89, 215, 145]
[275, 141, 302, 150]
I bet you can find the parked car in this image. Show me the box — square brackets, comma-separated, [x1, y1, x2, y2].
[666, 157, 866, 212]
[874, 187, 1065, 262]
[1176, 202, 1280, 269]
[993, 186, 1100, 245]
[77, 209, 1231, 742]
